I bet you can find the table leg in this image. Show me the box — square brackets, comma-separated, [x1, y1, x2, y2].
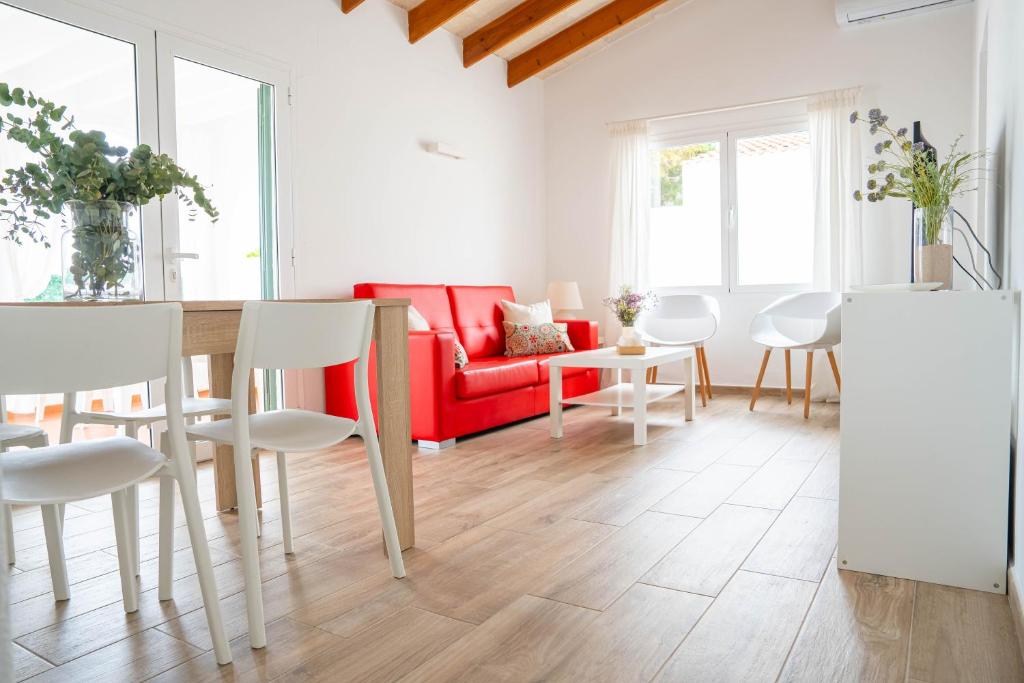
[684, 355, 696, 422]
[209, 355, 261, 511]
[374, 305, 414, 551]
[550, 366, 564, 438]
[633, 369, 647, 446]
[611, 368, 622, 416]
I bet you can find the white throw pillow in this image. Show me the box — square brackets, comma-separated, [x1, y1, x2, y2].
[500, 299, 553, 325]
[408, 305, 431, 331]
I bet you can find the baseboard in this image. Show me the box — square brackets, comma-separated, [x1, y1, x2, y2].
[1008, 565, 1024, 665]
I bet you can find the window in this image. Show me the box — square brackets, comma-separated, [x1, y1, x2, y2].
[649, 115, 814, 291]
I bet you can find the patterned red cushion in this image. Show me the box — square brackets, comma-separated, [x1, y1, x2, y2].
[503, 322, 575, 358]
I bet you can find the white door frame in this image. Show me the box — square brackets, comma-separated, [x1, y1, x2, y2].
[154, 31, 296, 302]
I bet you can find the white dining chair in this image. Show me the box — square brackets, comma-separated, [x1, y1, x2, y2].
[637, 294, 720, 407]
[0, 303, 232, 665]
[0, 395, 49, 566]
[748, 292, 842, 418]
[60, 356, 230, 575]
[181, 300, 406, 650]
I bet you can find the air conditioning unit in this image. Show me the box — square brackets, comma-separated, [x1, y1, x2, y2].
[836, 0, 972, 25]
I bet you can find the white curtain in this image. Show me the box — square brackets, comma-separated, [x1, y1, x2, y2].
[809, 87, 863, 401]
[606, 120, 651, 339]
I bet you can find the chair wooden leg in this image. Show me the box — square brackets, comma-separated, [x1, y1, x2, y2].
[699, 347, 713, 400]
[784, 350, 792, 405]
[277, 451, 293, 555]
[695, 349, 708, 408]
[650, 366, 659, 384]
[827, 349, 841, 392]
[750, 349, 772, 411]
[41, 505, 69, 601]
[804, 350, 814, 419]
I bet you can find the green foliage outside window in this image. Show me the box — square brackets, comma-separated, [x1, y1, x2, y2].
[653, 143, 717, 207]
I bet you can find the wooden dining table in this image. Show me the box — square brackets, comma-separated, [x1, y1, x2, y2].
[18, 298, 416, 551]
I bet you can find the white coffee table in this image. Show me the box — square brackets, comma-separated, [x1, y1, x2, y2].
[547, 346, 696, 446]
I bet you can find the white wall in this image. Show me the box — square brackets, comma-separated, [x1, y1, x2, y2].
[543, 0, 976, 389]
[974, 0, 1024, 615]
[44, 0, 546, 408]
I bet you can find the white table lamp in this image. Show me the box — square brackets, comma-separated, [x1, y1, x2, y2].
[547, 281, 584, 319]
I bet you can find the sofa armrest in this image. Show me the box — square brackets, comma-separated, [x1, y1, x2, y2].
[408, 330, 457, 441]
[557, 319, 599, 351]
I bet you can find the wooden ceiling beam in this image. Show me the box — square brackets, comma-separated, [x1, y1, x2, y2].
[408, 0, 482, 43]
[506, 0, 669, 86]
[341, 0, 366, 14]
[462, 0, 583, 68]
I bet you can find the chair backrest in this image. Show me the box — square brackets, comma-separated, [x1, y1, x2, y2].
[758, 292, 841, 320]
[0, 304, 182, 395]
[638, 294, 720, 344]
[750, 292, 842, 347]
[236, 301, 375, 374]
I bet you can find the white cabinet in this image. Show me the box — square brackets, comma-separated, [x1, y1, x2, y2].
[838, 291, 1016, 594]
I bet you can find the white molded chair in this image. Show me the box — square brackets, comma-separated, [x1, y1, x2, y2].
[748, 292, 842, 418]
[0, 395, 49, 566]
[637, 294, 720, 406]
[183, 300, 406, 650]
[59, 358, 230, 575]
[0, 304, 232, 665]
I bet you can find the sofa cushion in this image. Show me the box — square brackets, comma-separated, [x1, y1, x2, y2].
[536, 353, 589, 384]
[504, 322, 574, 357]
[447, 285, 516, 359]
[455, 356, 539, 400]
[354, 283, 456, 332]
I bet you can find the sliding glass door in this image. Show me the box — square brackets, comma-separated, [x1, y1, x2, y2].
[156, 34, 293, 410]
[0, 0, 161, 303]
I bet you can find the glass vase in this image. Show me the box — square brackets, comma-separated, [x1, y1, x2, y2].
[913, 206, 953, 290]
[61, 200, 142, 301]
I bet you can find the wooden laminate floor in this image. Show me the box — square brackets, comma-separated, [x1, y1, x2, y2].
[7, 393, 1023, 682]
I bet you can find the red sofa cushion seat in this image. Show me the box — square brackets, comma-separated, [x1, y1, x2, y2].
[447, 285, 515, 359]
[354, 283, 456, 332]
[455, 356, 539, 400]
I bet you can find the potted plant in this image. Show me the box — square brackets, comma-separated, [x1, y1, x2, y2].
[604, 285, 658, 353]
[0, 83, 217, 300]
[850, 108, 984, 290]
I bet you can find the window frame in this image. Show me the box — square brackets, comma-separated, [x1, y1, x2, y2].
[648, 127, 730, 294]
[648, 113, 814, 294]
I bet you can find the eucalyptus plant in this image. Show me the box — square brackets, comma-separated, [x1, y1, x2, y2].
[850, 108, 984, 244]
[0, 83, 217, 297]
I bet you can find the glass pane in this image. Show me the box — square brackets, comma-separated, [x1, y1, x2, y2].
[173, 57, 276, 301]
[0, 4, 138, 304]
[649, 142, 722, 287]
[735, 130, 813, 286]
[0, 5, 148, 435]
[172, 57, 282, 410]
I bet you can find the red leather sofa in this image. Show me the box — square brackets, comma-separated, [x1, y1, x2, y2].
[324, 283, 600, 447]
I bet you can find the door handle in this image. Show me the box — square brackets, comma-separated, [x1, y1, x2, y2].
[166, 251, 199, 261]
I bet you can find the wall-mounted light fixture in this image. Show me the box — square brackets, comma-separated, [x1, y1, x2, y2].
[425, 141, 464, 159]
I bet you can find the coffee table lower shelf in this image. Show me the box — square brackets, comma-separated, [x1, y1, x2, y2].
[563, 382, 683, 408]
